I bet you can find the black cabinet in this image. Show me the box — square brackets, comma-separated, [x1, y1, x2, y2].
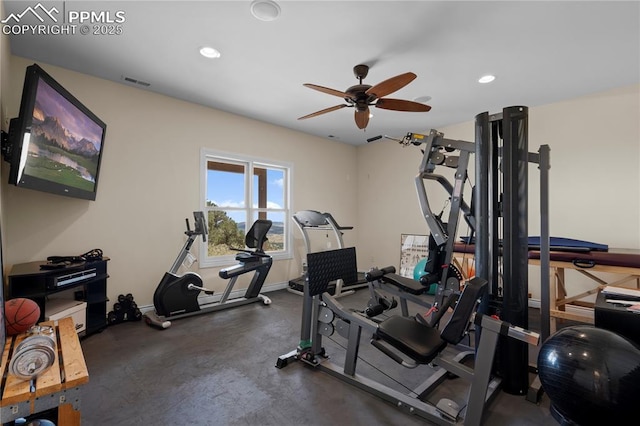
[594, 291, 640, 346]
[7, 258, 109, 336]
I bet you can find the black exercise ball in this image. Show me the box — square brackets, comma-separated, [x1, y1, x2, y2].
[537, 325, 640, 425]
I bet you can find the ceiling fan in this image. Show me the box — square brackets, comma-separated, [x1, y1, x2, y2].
[298, 64, 431, 130]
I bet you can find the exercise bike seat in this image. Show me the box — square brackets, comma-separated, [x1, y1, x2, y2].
[235, 252, 261, 263]
[219, 219, 273, 280]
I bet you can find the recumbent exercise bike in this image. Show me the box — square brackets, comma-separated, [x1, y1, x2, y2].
[144, 211, 273, 329]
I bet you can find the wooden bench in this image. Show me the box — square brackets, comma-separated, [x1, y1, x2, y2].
[528, 256, 640, 330]
[1, 316, 89, 425]
[452, 244, 640, 333]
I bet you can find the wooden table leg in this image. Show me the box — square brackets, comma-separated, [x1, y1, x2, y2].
[58, 402, 82, 425]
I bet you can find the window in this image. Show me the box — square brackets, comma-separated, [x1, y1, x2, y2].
[200, 149, 292, 266]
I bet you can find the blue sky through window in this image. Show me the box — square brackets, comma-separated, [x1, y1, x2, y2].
[207, 167, 285, 225]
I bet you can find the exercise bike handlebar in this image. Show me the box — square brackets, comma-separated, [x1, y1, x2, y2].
[183, 212, 208, 242]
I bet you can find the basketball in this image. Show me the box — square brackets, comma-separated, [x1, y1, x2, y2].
[4, 298, 41, 336]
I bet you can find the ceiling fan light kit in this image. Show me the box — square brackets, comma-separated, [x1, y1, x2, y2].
[299, 64, 431, 130]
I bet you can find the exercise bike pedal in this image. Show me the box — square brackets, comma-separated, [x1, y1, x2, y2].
[143, 312, 171, 329]
[259, 295, 272, 305]
[186, 283, 214, 294]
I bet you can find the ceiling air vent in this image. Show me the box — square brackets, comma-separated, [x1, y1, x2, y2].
[121, 75, 151, 87]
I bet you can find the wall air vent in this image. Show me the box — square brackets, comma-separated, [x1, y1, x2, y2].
[121, 75, 151, 87]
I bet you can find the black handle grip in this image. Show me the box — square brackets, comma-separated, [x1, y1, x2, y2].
[365, 266, 396, 282]
[365, 304, 385, 317]
[572, 259, 596, 269]
[381, 266, 396, 274]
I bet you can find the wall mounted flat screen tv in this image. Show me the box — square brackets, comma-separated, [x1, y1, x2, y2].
[8, 64, 106, 201]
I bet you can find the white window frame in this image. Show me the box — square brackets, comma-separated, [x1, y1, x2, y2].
[200, 148, 293, 267]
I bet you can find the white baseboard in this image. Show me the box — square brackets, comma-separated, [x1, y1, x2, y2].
[139, 281, 289, 314]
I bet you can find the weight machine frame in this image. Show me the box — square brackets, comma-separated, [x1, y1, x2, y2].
[398, 130, 476, 307]
[389, 106, 550, 395]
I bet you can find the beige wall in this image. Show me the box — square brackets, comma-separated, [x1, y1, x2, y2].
[1, 55, 358, 306]
[1, 50, 638, 307]
[356, 85, 640, 299]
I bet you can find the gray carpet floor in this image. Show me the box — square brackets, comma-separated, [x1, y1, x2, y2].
[78, 288, 557, 425]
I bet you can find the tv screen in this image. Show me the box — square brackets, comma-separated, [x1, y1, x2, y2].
[8, 64, 106, 201]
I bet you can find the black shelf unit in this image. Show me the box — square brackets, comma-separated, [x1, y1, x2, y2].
[7, 258, 110, 337]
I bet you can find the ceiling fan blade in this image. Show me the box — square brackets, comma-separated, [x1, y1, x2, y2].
[365, 72, 417, 99]
[375, 98, 432, 112]
[303, 83, 349, 98]
[354, 107, 370, 129]
[298, 104, 347, 120]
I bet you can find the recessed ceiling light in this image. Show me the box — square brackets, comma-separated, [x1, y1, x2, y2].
[478, 75, 496, 84]
[250, 0, 281, 21]
[414, 95, 432, 103]
[199, 47, 221, 59]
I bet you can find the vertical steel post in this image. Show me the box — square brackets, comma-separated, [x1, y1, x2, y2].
[474, 112, 490, 291]
[501, 106, 529, 394]
[538, 145, 551, 342]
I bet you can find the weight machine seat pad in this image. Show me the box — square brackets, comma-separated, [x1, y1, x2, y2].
[440, 277, 486, 344]
[380, 272, 428, 295]
[376, 316, 447, 364]
[375, 277, 488, 364]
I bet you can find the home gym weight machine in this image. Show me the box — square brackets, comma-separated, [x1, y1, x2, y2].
[363, 130, 476, 323]
[275, 107, 550, 423]
[288, 210, 367, 297]
[144, 211, 273, 329]
[354, 106, 551, 399]
[276, 247, 540, 425]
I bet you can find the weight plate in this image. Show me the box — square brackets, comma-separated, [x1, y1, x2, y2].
[15, 335, 55, 354]
[9, 344, 56, 380]
[318, 306, 335, 324]
[317, 322, 334, 337]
